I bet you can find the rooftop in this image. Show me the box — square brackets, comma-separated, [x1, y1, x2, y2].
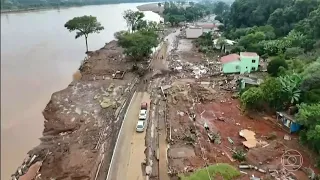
[187, 26, 202, 29]
[220, 54, 240, 64]
[276, 111, 296, 122]
[195, 22, 217, 29]
[201, 24, 217, 29]
[240, 52, 258, 57]
[240, 76, 263, 85]
[213, 39, 236, 45]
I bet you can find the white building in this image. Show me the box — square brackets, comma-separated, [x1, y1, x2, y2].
[185, 22, 221, 39]
[186, 27, 203, 39]
[213, 39, 237, 53]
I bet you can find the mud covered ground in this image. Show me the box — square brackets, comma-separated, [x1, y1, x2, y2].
[149, 30, 319, 180]
[13, 41, 139, 180]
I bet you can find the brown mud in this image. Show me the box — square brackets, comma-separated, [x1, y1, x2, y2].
[12, 41, 140, 180]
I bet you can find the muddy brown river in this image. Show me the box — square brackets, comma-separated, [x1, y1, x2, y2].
[0, 4, 160, 179]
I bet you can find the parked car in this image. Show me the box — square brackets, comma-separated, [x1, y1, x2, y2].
[141, 102, 148, 110]
[136, 120, 145, 132]
[139, 109, 147, 120]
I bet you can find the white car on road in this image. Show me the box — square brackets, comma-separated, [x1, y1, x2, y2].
[139, 109, 147, 120]
[136, 120, 145, 132]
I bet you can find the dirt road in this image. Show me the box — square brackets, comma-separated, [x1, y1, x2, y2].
[107, 91, 150, 180]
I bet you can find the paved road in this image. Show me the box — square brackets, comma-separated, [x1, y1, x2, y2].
[107, 92, 150, 180]
[158, 102, 170, 180]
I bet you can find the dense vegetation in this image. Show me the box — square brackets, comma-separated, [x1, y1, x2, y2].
[162, 0, 320, 168]
[161, 0, 231, 26]
[223, 0, 320, 165]
[1, 0, 159, 11]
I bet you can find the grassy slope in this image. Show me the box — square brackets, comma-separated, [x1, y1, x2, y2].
[179, 163, 241, 180]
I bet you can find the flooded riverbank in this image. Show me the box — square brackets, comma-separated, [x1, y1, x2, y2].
[1, 4, 160, 179]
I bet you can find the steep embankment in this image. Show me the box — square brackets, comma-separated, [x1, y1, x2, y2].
[12, 41, 140, 180]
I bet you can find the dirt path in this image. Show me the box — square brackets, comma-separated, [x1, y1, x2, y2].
[107, 91, 150, 180]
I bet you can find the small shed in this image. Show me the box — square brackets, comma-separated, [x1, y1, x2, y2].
[276, 112, 301, 133]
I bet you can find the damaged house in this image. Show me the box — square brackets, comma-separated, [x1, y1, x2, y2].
[276, 112, 301, 133]
[220, 52, 260, 74]
[238, 75, 263, 89]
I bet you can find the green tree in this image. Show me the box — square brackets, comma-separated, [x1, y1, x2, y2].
[135, 20, 160, 31]
[213, 1, 229, 16]
[284, 47, 304, 59]
[64, 15, 104, 52]
[240, 87, 264, 110]
[267, 57, 288, 76]
[300, 60, 320, 103]
[230, 45, 245, 53]
[197, 31, 214, 47]
[229, 0, 290, 28]
[296, 103, 320, 153]
[168, 15, 176, 26]
[123, 10, 145, 32]
[238, 31, 266, 50]
[214, 15, 222, 22]
[260, 77, 284, 109]
[278, 73, 302, 104]
[116, 30, 158, 61]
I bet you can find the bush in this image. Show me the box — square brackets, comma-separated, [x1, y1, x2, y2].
[284, 47, 304, 59]
[230, 45, 245, 53]
[267, 57, 288, 77]
[232, 149, 246, 162]
[240, 87, 264, 110]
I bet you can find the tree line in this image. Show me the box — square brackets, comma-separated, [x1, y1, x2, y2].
[161, 1, 230, 26]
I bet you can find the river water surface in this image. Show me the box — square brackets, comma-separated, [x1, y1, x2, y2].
[1, 4, 160, 179]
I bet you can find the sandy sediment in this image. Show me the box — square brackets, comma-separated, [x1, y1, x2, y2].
[137, 3, 164, 15]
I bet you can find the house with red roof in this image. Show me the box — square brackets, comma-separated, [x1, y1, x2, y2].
[220, 52, 259, 74]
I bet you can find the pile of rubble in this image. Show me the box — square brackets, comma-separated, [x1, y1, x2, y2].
[166, 83, 218, 105]
[269, 168, 300, 180]
[12, 153, 47, 180]
[168, 53, 223, 79]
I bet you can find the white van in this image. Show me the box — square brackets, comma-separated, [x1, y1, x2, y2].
[136, 120, 145, 132]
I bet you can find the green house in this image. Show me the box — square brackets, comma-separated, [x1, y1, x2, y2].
[220, 52, 260, 74]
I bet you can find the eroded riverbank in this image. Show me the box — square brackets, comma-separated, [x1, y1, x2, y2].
[1, 4, 161, 179]
[12, 41, 142, 179]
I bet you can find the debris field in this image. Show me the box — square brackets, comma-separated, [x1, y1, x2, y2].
[158, 32, 319, 180]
